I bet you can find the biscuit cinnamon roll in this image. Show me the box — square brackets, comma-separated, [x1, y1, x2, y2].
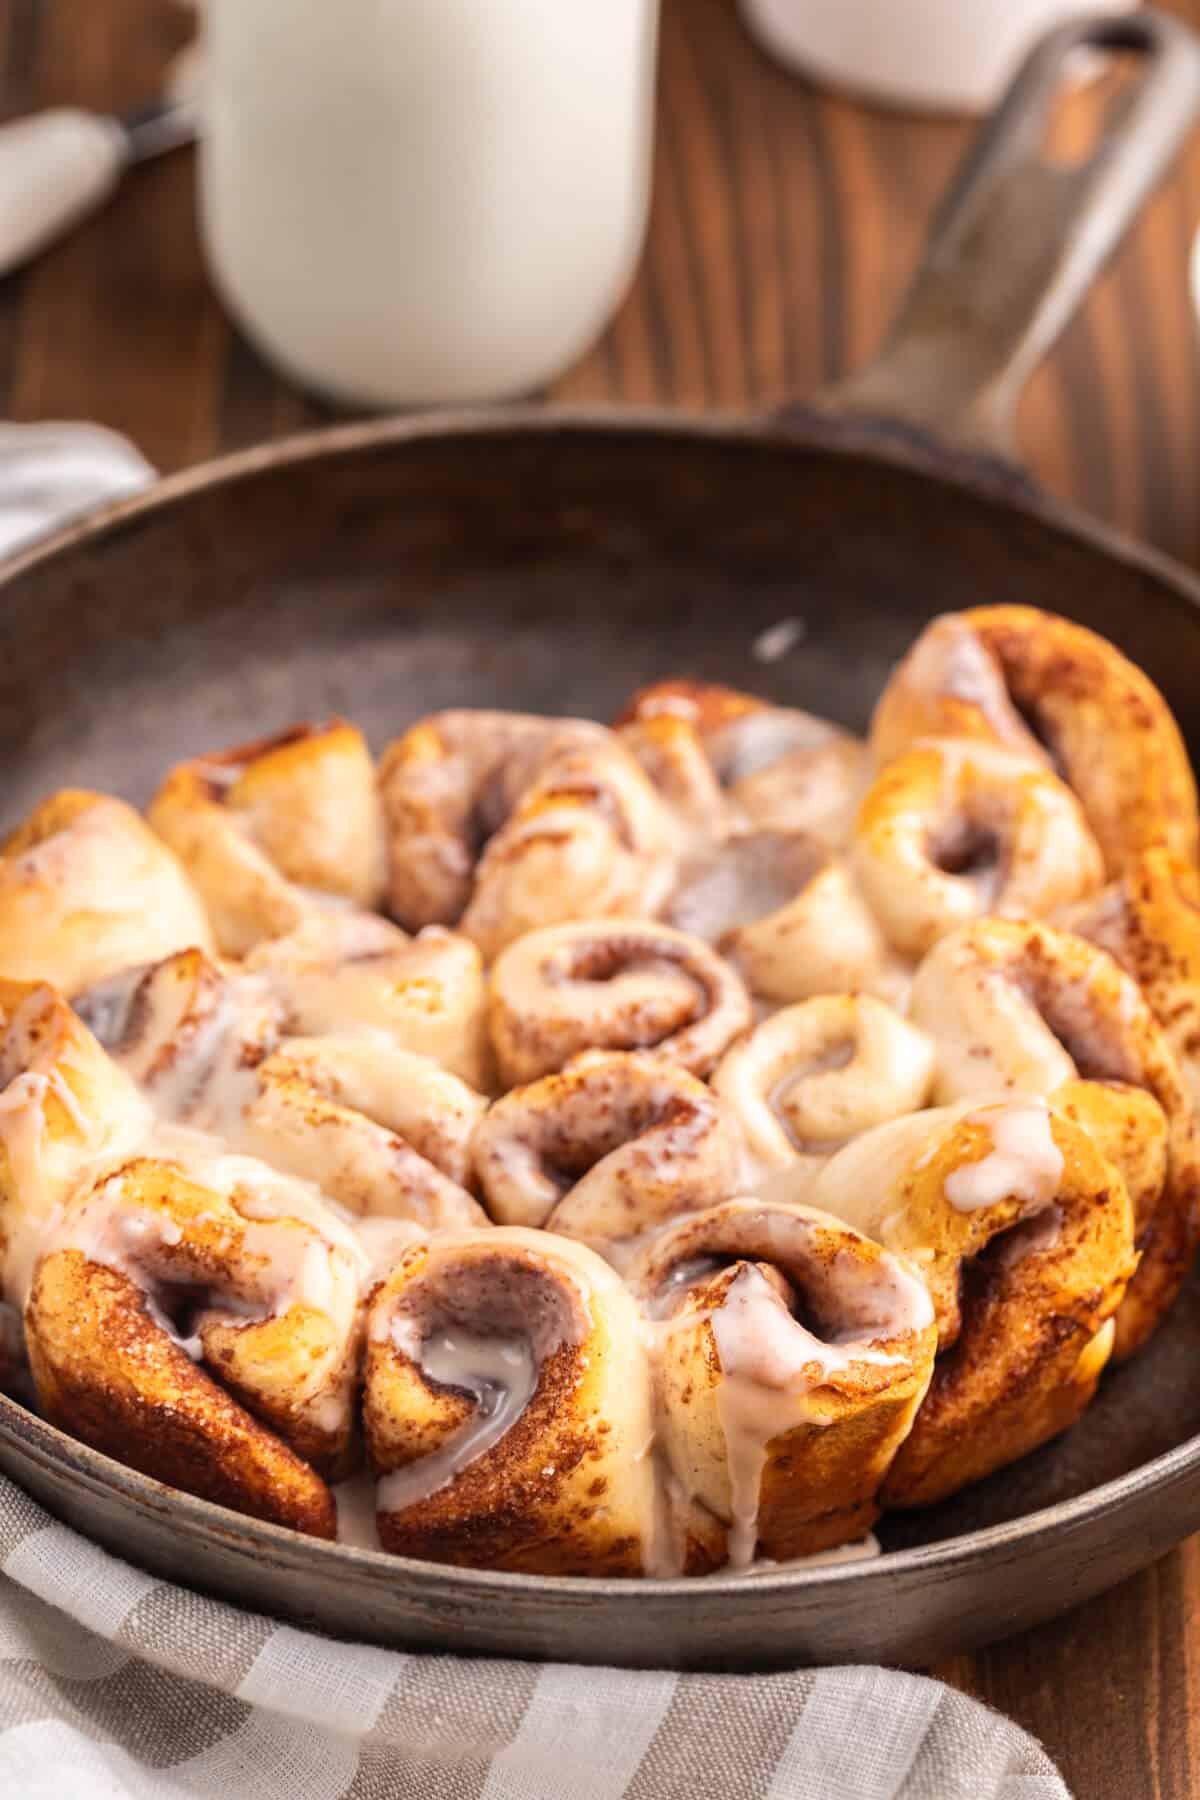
[722, 858, 910, 1007]
[854, 739, 1104, 958]
[245, 912, 490, 1089]
[25, 1147, 370, 1534]
[364, 1227, 656, 1574]
[73, 946, 280, 1121]
[75, 946, 487, 1233]
[244, 1039, 488, 1232]
[871, 606, 1199, 875]
[148, 721, 386, 954]
[0, 791, 214, 994]
[379, 711, 676, 956]
[713, 997, 936, 1173]
[617, 680, 869, 849]
[627, 1199, 936, 1570]
[0, 980, 151, 1310]
[910, 918, 1200, 1357]
[800, 1100, 1136, 1507]
[1063, 848, 1200, 1110]
[489, 919, 752, 1089]
[472, 1052, 740, 1252]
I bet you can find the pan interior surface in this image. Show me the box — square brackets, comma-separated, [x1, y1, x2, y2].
[4, 418, 1200, 820]
[3, 414, 1200, 1662]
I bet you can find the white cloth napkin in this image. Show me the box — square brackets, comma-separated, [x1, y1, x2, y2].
[0, 422, 154, 559]
[0, 422, 1072, 1799]
[0, 1476, 1069, 1800]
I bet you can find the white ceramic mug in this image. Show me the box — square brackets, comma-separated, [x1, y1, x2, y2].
[200, 0, 660, 406]
[740, 0, 1139, 114]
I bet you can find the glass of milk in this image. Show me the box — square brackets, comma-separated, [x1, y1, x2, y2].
[200, 0, 660, 407]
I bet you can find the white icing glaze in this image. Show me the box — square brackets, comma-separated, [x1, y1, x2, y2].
[376, 1324, 538, 1514]
[943, 1101, 1063, 1213]
[711, 1267, 839, 1569]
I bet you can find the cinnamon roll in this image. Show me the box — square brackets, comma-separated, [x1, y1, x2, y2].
[73, 946, 280, 1121]
[663, 831, 909, 1006]
[854, 738, 1104, 958]
[910, 918, 1200, 1357]
[799, 1099, 1136, 1506]
[713, 997, 936, 1173]
[489, 918, 752, 1089]
[24, 1146, 370, 1534]
[245, 911, 490, 1089]
[617, 679, 869, 849]
[0, 790, 214, 994]
[148, 721, 386, 953]
[243, 1039, 488, 1232]
[76, 946, 488, 1234]
[871, 606, 1200, 875]
[1063, 848, 1200, 1110]
[379, 711, 676, 955]
[627, 1199, 937, 1569]
[0, 980, 151, 1311]
[721, 858, 910, 1008]
[472, 1051, 740, 1251]
[363, 1227, 657, 1574]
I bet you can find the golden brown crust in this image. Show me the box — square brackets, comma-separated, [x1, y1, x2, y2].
[871, 606, 1200, 876]
[910, 917, 1200, 1359]
[26, 1252, 336, 1537]
[23, 1156, 366, 1497]
[1065, 848, 1200, 1112]
[365, 1229, 656, 1574]
[802, 1105, 1135, 1509]
[148, 720, 386, 954]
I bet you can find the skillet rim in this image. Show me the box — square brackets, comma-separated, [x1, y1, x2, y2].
[2, 400, 1200, 1607]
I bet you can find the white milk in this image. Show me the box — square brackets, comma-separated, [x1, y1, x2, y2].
[200, 0, 660, 404]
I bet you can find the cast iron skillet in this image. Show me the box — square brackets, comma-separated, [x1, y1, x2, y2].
[2, 14, 1200, 1669]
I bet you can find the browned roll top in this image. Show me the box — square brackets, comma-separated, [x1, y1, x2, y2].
[871, 605, 1200, 876]
[471, 1050, 741, 1251]
[148, 720, 387, 952]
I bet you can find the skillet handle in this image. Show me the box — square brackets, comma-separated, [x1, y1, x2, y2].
[804, 9, 1200, 459]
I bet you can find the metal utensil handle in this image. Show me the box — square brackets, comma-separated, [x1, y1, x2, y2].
[815, 9, 1200, 455]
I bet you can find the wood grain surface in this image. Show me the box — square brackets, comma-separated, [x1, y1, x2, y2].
[4, 1, 1200, 1793]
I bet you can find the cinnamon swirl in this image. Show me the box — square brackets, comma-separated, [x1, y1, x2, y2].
[364, 1227, 657, 1574]
[472, 1050, 740, 1251]
[25, 1147, 369, 1534]
[489, 918, 752, 1088]
[871, 606, 1199, 875]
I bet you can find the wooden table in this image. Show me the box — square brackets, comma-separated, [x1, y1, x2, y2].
[4, 1, 1200, 1791]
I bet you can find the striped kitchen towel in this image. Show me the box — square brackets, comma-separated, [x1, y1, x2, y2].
[0, 1472, 1068, 1800]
